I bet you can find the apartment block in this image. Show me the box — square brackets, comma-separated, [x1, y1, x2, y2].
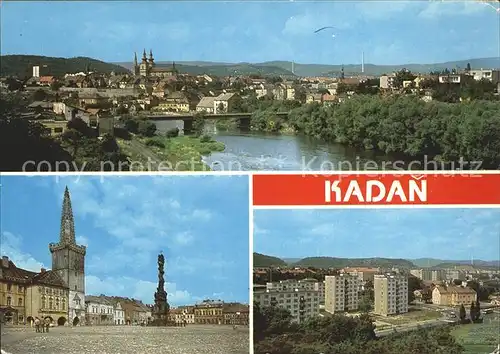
[324, 274, 361, 314]
[254, 282, 320, 324]
[374, 274, 408, 316]
[410, 269, 446, 282]
[266, 278, 325, 305]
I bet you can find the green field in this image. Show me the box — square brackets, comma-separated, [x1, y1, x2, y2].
[452, 318, 500, 354]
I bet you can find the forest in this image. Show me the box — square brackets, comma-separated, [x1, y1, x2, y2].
[247, 95, 500, 169]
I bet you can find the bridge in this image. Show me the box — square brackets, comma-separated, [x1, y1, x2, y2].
[145, 111, 289, 135]
[146, 112, 289, 121]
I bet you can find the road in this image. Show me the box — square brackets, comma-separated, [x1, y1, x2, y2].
[375, 318, 450, 337]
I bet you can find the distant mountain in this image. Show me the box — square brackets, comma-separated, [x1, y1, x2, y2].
[116, 61, 294, 77]
[1, 55, 130, 78]
[293, 257, 415, 269]
[411, 258, 500, 269]
[117, 57, 499, 77]
[253, 253, 287, 267]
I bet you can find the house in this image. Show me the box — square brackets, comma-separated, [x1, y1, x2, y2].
[380, 73, 396, 90]
[196, 96, 216, 114]
[222, 303, 249, 325]
[156, 91, 190, 113]
[286, 85, 296, 100]
[78, 94, 108, 107]
[213, 93, 238, 113]
[114, 302, 125, 325]
[305, 93, 322, 104]
[39, 76, 55, 86]
[40, 120, 68, 136]
[272, 84, 287, 100]
[194, 300, 224, 325]
[321, 94, 337, 106]
[85, 295, 115, 325]
[431, 285, 477, 306]
[438, 74, 470, 84]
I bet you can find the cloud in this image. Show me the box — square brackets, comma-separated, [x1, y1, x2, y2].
[76, 235, 89, 247]
[418, 1, 491, 19]
[1, 231, 45, 272]
[85, 275, 192, 306]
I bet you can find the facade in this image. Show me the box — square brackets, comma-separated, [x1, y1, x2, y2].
[49, 187, 87, 326]
[156, 92, 190, 112]
[324, 274, 361, 314]
[374, 274, 409, 316]
[410, 269, 446, 282]
[469, 69, 500, 84]
[193, 300, 224, 324]
[213, 93, 237, 113]
[379, 74, 396, 89]
[85, 296, 115, 325]
[196, 97, 216, 114]
[114, 302, 125, 325]
[0, 257, 35, 324]
[222, 303, 249, 325]
[431, 286, 477, 306]
[25, 270, 69, 326]
[253, 282, 320, 324]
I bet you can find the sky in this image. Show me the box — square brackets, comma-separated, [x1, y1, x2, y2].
[0, 175, 250, 306]
[1, 1, 499, 65]
[254, 208, 500, 260]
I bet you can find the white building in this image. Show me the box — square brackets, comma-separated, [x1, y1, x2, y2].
[325, 274, 361, 314]
[33, 66, 40, 78]
[374, 274, 408, 316]
[85, 295, 115, 325]
[114, 302, 125, 325]
[254, 281, 320, 324]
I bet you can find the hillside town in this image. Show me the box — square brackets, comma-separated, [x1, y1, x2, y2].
[1, 51, 499, 138]
[0, 187, 249, 328]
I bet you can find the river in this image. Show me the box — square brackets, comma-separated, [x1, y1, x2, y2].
[203, 131, 428, 172]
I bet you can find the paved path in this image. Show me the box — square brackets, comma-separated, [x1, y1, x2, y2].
[1, 325, 248, 354]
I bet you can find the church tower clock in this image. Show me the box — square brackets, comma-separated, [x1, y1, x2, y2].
[49, 186, 86, 326]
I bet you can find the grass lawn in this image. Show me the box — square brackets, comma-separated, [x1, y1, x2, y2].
[141, 135, 225, 171]
[373, 309, 442, 325]
[452, 319, 500, 354]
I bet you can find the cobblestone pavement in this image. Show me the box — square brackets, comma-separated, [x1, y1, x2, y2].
[0, 325, 249, 354]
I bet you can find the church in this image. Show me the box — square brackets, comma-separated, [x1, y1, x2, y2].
[133, 49, 178, 78]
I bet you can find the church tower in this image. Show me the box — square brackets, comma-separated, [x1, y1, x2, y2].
[134, 52, 140, 76]
[149, 49, 155, 68]
[49, 186, 87, 326]
[140, 49, 149, 77]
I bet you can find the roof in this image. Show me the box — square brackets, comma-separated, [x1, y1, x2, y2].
[215, 93, 235, 101]
[0, 257, 37, 284]
[85, 295, 113, 305]
[39, 76, 55, 82]
[223, 303, 249, 313]
[31, 270, 68, 289]
[197, 96, 215, 108]
[435, 285, 476, 295]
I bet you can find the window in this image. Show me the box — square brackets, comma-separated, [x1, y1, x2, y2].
[7, 284, 12, 291]
[7, 297, 12, 306]
[18, 298, 23, 306]
[54, 127, 63, 133]
[41, 296, 46, 309]
[49, 298, 53, 309]
[62, 300, 66, 310]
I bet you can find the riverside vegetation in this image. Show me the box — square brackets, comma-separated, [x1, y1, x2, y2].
[231, 75, 500, 169]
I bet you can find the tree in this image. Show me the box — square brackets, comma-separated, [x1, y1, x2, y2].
[466, 63, 471, 72]
[459, 304, 466, 321]
[470, 302, 476, 321]
[192, 112, 206, 136]
[359, 293, 373, 313]
[32, 89, 47, 101]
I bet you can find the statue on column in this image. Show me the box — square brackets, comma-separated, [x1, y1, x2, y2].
[151, 252, 170, 326]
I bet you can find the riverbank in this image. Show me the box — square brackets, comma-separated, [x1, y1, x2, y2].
[134, 135, 225, 171]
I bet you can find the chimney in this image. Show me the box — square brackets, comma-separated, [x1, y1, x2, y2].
[1, 256, 9, 268]
[41, 268, 46, 273]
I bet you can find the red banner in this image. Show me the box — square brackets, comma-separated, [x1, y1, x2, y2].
[252, 173, 500, 206]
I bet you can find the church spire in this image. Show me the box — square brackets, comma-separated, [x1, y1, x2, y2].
[134, 52, 138, 66]
[59, 186, 76, 245]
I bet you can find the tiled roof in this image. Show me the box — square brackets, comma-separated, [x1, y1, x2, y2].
[0, 258, 37, 284]
[215, 93, 235, 101]
[197, 96, 215, 108]
[31, 270, 67, 288]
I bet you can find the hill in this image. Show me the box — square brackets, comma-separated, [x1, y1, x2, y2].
[253, 253, 287, 267]
[1, 55, 130, 78]
[292, 257, 416, 269]
[117, 61, 294, 77]
[411, 258, 500, 269]
[117, 57, 499, 77]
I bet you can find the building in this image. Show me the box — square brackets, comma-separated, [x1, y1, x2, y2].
[0, 257, 35, 324]
[438, 73, 470, 84]
[410, 269, 446, 282]
[114, 301, 125, 325]
[33, 66, 40, 78]
[305, 93, 322, 104]
[469, 69, 500, 84]
[222, 303, 249, 325]
[213, 93, 238, 113]
[133, 50, 177, 78]
[431, 285, 477, 306]
[85, 295, 115, 325]
[156, 92, 190, 113]
[379, 74, 396, 89]
[194, 300, 224, 324]
[40, 120, 68, 136]
[196, 97, 216, 114]
[25, 269, 69, 326]
[324, 274, 361, 314]
[374, 274, 408, 316]
[49, 187, 87, 326]
[253, 282, 320, 324]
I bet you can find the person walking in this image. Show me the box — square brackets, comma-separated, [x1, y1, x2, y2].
[34, 317, 40, 333]
[44, 318, 50, 333]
